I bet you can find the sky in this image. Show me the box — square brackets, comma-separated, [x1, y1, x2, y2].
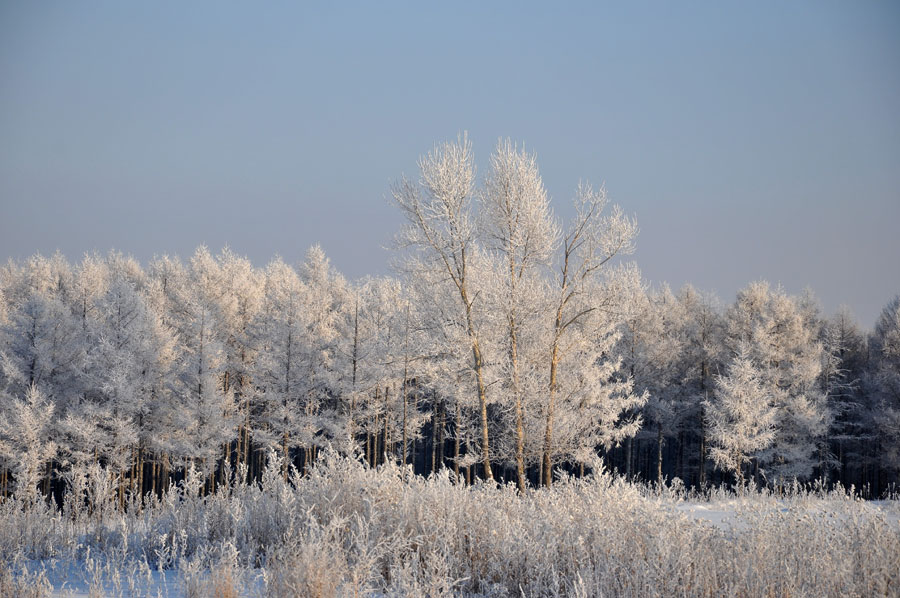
[1, 2, 898, 327]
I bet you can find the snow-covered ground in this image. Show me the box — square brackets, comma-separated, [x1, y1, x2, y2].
[674, 496, 900, 531]
[46, 567, 182, 598]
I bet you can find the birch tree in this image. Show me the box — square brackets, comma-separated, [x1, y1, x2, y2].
[392, 134, 496, 481]
[481, 139, 558, 491]
[540, 184, 640, 486]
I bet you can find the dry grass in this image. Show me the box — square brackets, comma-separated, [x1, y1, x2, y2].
[0, 451, 897, 597]
[0, 563, 50, 598]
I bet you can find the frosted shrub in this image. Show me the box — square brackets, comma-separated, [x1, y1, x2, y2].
[0, 451, 897, 597]
[0, 562, 51, 598]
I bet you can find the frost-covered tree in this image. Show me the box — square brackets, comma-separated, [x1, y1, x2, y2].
[159, 249, 236, 481]
[870, 296, 900, 476]
[0, 384, 57, 502]
[392, 134, 497, 481]
[0, 255, 83, 498]
[673, 285, 725, 486]
[348, 277, 405, 467]
[540, 184, 641, 486]
[704, 348, 777, 483]
[299, 245, 350, 453]
[724, 282, 830, 482]
[617, 281, 676, 484]
[250, 248, 346, 475]
[481, 139, 558, 491]
[252, 258, 311, 475]
[333, 284, 366, 454]
[214, 249, 263, 473]
[74, 256, 176, 501]
[0, 255, 84, 411]
[69, 253, 109, 338]
[819, 306, 867, 482]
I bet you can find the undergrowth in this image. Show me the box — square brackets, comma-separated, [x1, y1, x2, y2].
[1, 450, 897, 598]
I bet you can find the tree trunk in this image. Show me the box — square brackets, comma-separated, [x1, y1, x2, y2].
[411, 384, 418, 475]
[454, 401, 461, 481]
[699, 361, 709, 487]
[401, 378, 408, 480]
[242, 416, 251, 481]
[457, 286, 493, 482]
[472, 338, 493, 482]
[282, 433, 290, 480]
[138, 448, 145, 505]
[43, 460, 51, 499]
[656, 423, 664, 487]
[382, 386, 390, 465]
[625, 436, 633, 479]
[348, 297, 359, 453]
[542, 357, 560, 487]
[372, 414, 380, 467]
[436, 401, 445, 471]
[430, 400, 443, 474]
[699, 405, 707, 487]
[507, 300, 527, 492]
[118, 470, 125, 511]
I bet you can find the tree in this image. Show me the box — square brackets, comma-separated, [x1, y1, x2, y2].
[392, 134, 496, 481]
[724, 282, 830, 482]
[820, 306, 867, 483]
[632, 284, 726, 486]
[350, 277, 405, 467]
[0, 384, 57, 503]
[215, 248, 263, 474]
[78, 255, 176, 502]
[705, 348, 777, 484]
[540, 184, 641, 486]
[163, 249, 236, 482]
[617, 280, 674, 484]
[870, 296, 900, 477]
[298, 245, 350, 455]
[673, 285, 724, 486]
[481, 139, 558, 491]
[252, 258, 311, 476]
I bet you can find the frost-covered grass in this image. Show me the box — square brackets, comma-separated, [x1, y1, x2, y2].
[1, 452, 898, 598]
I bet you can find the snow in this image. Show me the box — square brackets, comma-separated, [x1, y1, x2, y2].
[674, 500, 745, 530]
[46, 567, 182, 598]
[35, 561, 266, 598]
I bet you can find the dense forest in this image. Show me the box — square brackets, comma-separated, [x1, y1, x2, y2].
[1, 137, 898, 508]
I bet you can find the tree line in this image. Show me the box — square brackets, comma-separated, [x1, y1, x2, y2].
[0, 136, 898, 504]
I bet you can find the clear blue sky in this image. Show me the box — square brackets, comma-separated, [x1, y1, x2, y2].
[1, 2, 898, 326]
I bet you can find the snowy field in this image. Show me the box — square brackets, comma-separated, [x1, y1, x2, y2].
[2, 453, 898, 598]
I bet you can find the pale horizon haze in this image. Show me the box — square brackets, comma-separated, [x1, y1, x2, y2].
[1, 2, 898, 327]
